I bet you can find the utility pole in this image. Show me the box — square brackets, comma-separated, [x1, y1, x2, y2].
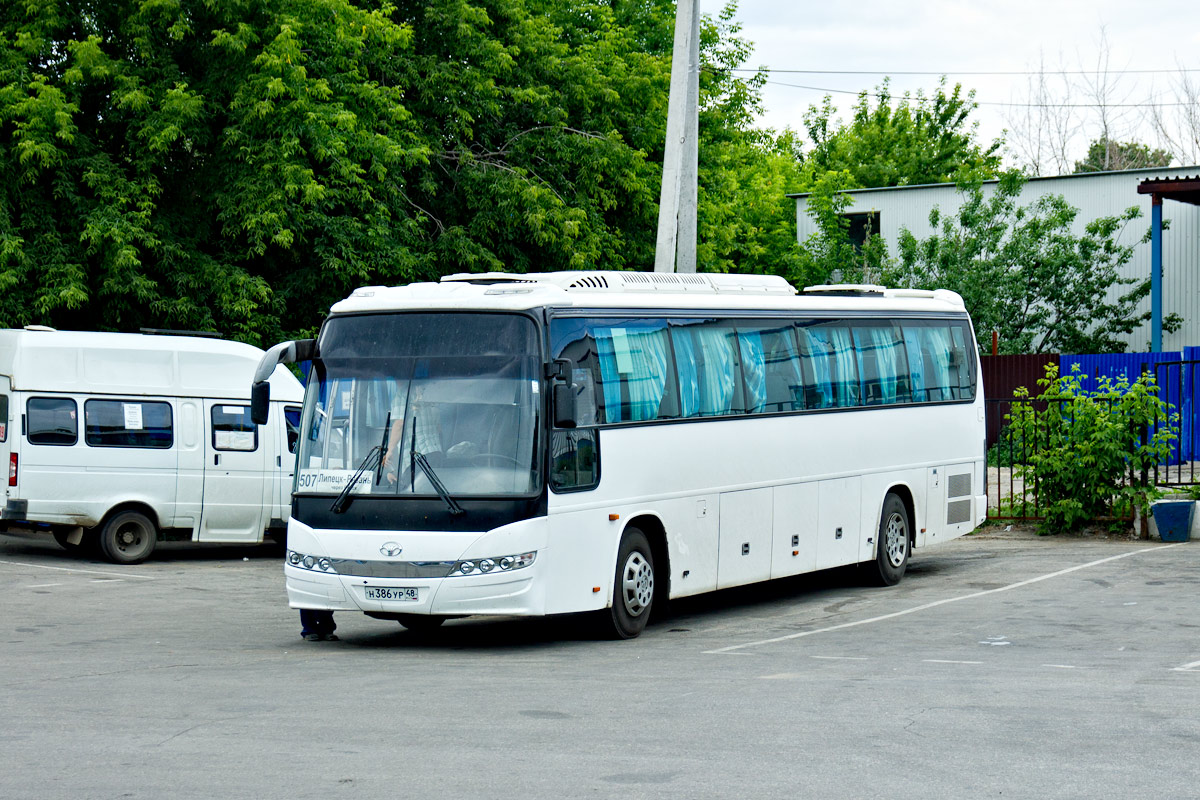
[653, 0, 700, 274]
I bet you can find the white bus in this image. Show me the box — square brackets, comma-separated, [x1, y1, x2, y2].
[252, 272, 985, 638]
[0, 328, 305, 563]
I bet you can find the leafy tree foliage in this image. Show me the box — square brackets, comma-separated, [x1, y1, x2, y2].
[1073, 136, 1173, 174]
[0, 0, 687, 343]
[801, 78, 1003, 190]
[887, 171, 1154, 354]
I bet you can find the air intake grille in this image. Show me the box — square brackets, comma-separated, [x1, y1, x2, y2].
[568, 275, 610, 289]
[946, 499, 972, 525]
[947, 473, 972, 499]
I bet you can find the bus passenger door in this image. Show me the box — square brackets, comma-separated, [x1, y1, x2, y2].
[198, 401, 268, 542]
[717, 488, 773, 589]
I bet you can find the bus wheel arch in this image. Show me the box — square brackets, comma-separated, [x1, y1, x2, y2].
[883, 483, 916, 552]
[627, 514, 670, 612]
[97, 504, 160, 565]
[605, 516, 668, 639]
[868, 489, 912, 587]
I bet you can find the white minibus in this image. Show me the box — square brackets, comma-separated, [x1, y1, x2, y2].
[252, 272, 986, 638]
[0, 328, 304, 563]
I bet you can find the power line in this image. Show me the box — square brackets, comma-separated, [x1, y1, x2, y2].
[733, 67, 1200, 76]
[762, 79, 1196, 108]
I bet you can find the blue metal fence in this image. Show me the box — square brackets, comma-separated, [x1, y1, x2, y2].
[1059, 348, 1200, 480]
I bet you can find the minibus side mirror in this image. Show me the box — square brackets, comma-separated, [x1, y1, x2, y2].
[250, 381, 271, 426]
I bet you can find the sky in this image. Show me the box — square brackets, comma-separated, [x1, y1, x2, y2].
[724, 0, 1200, 170]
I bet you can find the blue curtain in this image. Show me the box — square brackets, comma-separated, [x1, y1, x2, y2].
[738, 330, 767, 413]
[595, 324, 670, 422]
[674, 324, 737, 417]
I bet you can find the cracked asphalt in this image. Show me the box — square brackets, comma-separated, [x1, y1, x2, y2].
[2, 528, 1198, 800]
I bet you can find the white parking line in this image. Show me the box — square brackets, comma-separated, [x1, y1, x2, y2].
[0, 559, 156, 580]
[90, 579, 124, 583]
[1171, 659, 1200, 672]
[26, 583, 63, 589]
[810, 655, 868, 661]
[704, 545, 1182, 655]
[924, 659, 982, 665]
[1044, 664, 1079, 669]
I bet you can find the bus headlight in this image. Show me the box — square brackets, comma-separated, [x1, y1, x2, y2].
[449, 551, 536, 577]
[287, 550, 340, 575]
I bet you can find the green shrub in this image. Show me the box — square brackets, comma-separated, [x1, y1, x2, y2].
[1007, 364, 1177, 534]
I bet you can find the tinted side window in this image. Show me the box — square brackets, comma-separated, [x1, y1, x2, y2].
[27, 397, 78, 445]
[797, 323, 860, 408]
[902, 321, 977, 402]
[671, 320, 743, 418]
[85, 400, 173, 448]
[212, 405, 258, 451]
[550, 318, 677, 424]
[852, 324, 910, 406]
[550, 429, 600, 492]
[737, 322, 805, 413]
[284, 406, 302, 454]
[0, 395, 7, 442]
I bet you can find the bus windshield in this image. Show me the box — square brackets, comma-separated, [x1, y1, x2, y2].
[296, 313, 542, 498]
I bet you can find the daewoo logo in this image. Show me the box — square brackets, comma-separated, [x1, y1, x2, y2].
[379, 542, 403, 558]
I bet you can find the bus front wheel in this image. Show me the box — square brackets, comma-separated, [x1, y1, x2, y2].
[607, 526, 655, 639]
[869, 494, 909, 586]
[98, 511, 157, 565]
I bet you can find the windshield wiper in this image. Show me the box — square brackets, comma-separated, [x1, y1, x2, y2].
[409, 414, 464, 516]
[330, 445, 382, 513]
[414, 452, 465, 516]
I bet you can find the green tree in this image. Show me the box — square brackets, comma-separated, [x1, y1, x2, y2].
[888, 171, 1155, 354]
[0, 0, 680, 344]
[1073, 136, 1173, 173]
[801, 78, 1003, 190]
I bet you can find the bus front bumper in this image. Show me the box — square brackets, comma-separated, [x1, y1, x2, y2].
[285, 557, 544, 617]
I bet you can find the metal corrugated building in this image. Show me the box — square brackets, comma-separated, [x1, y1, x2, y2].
[789, 166, 1200, 351]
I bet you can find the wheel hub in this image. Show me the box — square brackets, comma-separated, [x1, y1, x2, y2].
[884, 512, 907, 567]
[621, 552, 654, 617]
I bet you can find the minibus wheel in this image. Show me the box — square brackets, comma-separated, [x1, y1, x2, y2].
[607, 526, 655, 639]
[869, 494, 909, 586]
[98, 511, 157, 565]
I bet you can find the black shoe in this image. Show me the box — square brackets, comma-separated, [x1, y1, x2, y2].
[321, 633, 340, 641]
[302, 633, 322, 642]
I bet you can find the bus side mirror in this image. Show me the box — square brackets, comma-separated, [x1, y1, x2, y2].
[250, 381, 271, 425]
[553, 382, 577, 429]
[550, 358, 577, 429]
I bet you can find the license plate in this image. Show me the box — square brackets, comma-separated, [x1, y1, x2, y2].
[364, 586, 419, 602]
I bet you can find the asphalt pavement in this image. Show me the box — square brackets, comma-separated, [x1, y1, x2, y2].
[2, 527, 1198, 800]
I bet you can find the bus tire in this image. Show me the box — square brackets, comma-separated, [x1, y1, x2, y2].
[98, 511, 157, 565]
[395, 614, 446, 633]
[607, 526, 655, 639]
[869, 494, 909, 586]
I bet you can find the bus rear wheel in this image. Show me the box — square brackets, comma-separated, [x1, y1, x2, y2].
[869, 494, 910, 586]
[99, 511, 157, 565]
[606, 526, 655, 639]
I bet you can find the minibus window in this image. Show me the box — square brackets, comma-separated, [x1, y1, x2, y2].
[27, 397, 78, 446]
[0, 395, 7, 442]
[212, 405, 258, 451]
[84, 400, 173, 449]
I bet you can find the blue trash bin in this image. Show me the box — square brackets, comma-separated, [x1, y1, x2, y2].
[1151, 501, 1194, 542]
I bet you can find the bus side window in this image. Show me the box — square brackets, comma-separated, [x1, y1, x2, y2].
[671, 320, 741, 418]
[550, 428, 599, 492]
[737, 322, 804, 413]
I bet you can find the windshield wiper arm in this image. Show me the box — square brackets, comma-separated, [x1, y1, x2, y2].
[330, 445, 381, 513]
[414, 452, 465, 517]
